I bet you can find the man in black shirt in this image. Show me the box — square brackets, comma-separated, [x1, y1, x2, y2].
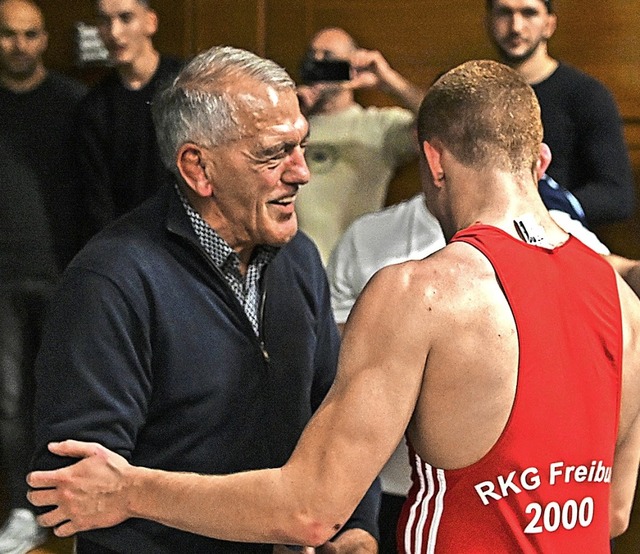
[74, 0, 183, 241]
[485, 0, 634, 225]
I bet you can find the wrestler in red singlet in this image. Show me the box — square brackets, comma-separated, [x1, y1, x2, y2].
[398, 224, 622, 553]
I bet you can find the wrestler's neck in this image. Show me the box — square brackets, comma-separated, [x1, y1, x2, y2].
[450, 172, 565, 245]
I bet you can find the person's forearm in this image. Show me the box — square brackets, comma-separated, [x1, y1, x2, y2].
[29, 439, 375, 546]
[127, 465, 342, 546]
[380, 69, 424, 113]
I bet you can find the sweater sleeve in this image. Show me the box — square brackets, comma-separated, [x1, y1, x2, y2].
[30, 266, 151, 479]
[568, 79, 634, 225]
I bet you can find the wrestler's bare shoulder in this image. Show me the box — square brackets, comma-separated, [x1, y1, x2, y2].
[370, 240, 496, 304]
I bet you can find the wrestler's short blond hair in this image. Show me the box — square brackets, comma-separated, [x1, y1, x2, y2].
[417, 59, 543, 177]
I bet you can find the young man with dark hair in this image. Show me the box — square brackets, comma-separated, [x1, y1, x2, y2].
[74, 0, 183, 241]
[485, 0, 634, 225]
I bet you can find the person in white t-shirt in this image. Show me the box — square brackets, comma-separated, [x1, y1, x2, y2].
[296, 27, 424, 263]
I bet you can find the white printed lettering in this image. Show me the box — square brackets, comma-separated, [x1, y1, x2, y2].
[524, 497, 595, 534]
[543, 501, 561, 532]
[497, 470, 522, 497]
[564, 465, 576, 481]
[475, 481, 502, 506]
[524, 503, 543, 534]
[594, 461, 610, 483]
[574, 465, 588, 482]
[521, 467, 541, 490]
[562, 499, 578, 530]
[549, 460, 612, 485]
[549, 462, 564, 485]
[579, 497, 594, 526]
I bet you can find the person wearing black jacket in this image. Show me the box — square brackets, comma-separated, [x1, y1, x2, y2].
[0, 0, 86, 550]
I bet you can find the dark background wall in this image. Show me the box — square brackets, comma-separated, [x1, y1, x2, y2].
[33, 1, 640, 550]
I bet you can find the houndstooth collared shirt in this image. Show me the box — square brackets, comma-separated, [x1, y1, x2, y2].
[177, 186, 277, 336]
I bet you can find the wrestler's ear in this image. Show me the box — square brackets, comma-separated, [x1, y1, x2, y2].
[176, 143, 214, 198]
[422, 140, 445, 187]
[536, 143, 552, 181]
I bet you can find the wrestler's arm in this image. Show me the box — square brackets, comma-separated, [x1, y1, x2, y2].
[28, 261, 432, 546]
[609, 274, 640, 537]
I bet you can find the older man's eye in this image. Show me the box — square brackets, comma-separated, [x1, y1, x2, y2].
[267, 157, 284, 167]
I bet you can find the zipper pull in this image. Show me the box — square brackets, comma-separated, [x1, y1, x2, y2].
[260, 341, 270, 363]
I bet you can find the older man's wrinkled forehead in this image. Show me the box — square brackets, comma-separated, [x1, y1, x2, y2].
[217, 74, 301, 135]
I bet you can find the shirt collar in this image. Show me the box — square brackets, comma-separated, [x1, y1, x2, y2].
[174, 183, 278, 271]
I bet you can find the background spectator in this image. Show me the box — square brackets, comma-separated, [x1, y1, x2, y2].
[0, 0, 86, 550]
[295, 27, 423, 263]
[74, 0, 183, 242]
[485, 0, 635, 225]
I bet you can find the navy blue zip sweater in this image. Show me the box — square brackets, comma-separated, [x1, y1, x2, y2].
[32, 182, 380, 552]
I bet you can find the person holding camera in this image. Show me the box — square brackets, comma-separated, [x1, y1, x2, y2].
[295, 27, 424, 263]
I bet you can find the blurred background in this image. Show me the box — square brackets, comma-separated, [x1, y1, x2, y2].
[37, 0, 640, 260]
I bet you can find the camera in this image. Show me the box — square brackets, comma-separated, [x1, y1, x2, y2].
[299, 58, 351, 84]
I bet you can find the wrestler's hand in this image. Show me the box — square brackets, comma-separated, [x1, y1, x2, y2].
[26, 440, 132, 537]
